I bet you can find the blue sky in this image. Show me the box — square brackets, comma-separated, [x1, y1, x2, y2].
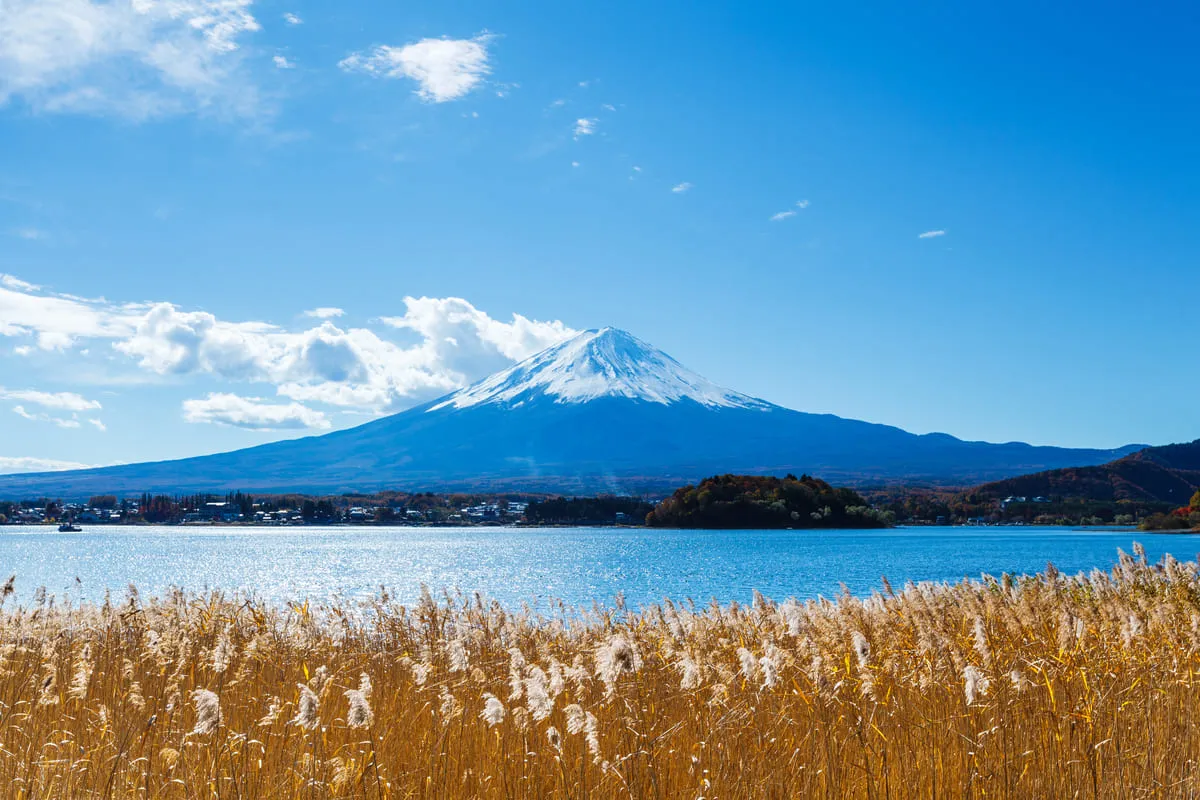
[1, 0, 1197, 473]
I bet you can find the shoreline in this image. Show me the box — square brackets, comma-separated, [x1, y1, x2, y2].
[0, 520, 1160, 531]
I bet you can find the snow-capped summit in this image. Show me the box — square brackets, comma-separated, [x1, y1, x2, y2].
[431, 327, 772, 411]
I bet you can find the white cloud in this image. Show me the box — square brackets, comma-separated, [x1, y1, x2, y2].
[0, 0, 263, 119]
[14, 405, 81, 428]
[769, 210, 796, 222]
[0, 388, 101, 411]
[918, 229, 946, 239]
[0, 275, 577, 412]
[573, 117, 596, 139]
[571, 161, 579, 167]
[796, 199, 810, 209]
[0, 280, 140, 347]
[0, 456, 95, 474]
[4, 389, 105, 429]
[12, 346, 32, 356]
[12, 227, 45, 240]
[379, 296, 574, 370]
[601, 103, 615, 111]
[282, 12, 301, 25]
[339, 35, 492, 103]
[671, 182, 692, 193]
[273, 55, 294, 69]
[183, 392, 331, 430]
[549, 98, 565, 108]
[87, 418, 107, 431]
[0, 274, 39, 291]
[304, 307, 344, 319]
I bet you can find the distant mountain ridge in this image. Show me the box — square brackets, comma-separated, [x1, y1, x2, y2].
[975, 440, 1200, 505]
[0, 328, 1146, 497]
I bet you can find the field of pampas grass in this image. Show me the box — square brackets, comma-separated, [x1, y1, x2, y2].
[3, 545, 1200, 798]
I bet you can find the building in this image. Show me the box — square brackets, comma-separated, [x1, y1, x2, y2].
[186, 502, 242, 523]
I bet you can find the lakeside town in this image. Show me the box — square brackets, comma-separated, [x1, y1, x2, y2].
[0, 477, 1184, 529]
[0, 492, 656, 527]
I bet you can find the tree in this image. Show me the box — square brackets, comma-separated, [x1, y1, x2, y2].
[1190, 490, 1200, 511]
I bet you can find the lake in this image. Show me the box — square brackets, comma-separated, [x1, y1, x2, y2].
[0, 525, 1193, 609]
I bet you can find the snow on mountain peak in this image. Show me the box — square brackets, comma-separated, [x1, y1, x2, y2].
[430, 327, 772, 411]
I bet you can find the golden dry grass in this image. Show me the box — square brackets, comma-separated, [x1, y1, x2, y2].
[2, 545, 1200, 798]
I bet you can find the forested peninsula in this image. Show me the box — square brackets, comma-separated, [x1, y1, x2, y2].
[646, 474, 894, 529]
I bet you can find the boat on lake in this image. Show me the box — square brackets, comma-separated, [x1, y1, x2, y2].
[57, 523, 81, 532]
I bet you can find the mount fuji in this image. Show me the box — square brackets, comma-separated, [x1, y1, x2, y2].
[0, 328, 1142, 497]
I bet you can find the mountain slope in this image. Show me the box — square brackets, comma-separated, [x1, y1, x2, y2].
[0, 328, 1146, 497]
[974, 440, 1200, 504]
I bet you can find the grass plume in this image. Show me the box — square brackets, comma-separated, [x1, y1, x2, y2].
[0, 547, 1196, 796]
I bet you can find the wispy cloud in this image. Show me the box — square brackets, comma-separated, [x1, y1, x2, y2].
[0, 456, 96, 474]
[11, 228, 45, 240]
[918, 229, 946, 239]
[273, 55, 295, 69]
[770, 199, 809, 221]
[0, 0, 263, 119]
[339, 34, 493, 103]
[671, 182, 692, 193]
[3, 388, 104, 430]
[0, 274, 39, 292]
[14, 405, 80, 428]
[183, 393, 331, 431]
[304, 307, 344, 320]
[0, 389, 100, 412]
[283, 12, 302, 25]
[573, 117, 597, 139]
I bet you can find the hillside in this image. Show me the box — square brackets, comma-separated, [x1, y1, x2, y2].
[975, 439, 1200, 505]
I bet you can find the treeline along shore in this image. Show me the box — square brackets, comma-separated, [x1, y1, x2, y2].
[0, 474, 892, 529]
[3, 464, 1197, 530]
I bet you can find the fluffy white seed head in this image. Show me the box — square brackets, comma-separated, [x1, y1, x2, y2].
[480, 693, 506, 727]
[595, 634, 640, 692]
[852, 632, 871, 667]
[345, 687, 373, 729]
[678, 655, 701, 690]
[190, 689, 221, 736]
[963, 665, 990, 706]
[292, 684, 320, 729]
[736, 647, 759, 683]
[564, 703, 587, 735]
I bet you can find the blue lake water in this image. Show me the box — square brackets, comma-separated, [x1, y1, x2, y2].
[0, 525, 1194, 609]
